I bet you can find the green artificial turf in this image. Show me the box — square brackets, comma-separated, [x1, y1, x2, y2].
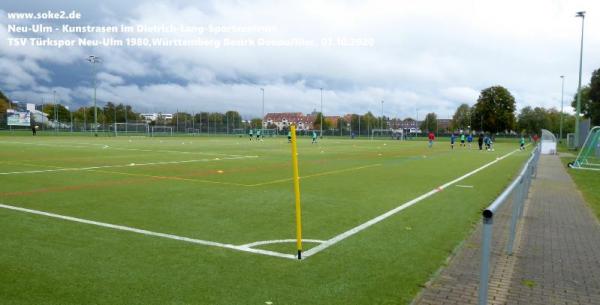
[0, 133, 529, 305]
[560, 157, 600, 221]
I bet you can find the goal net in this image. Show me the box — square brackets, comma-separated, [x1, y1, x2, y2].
[371, 128, 403, 140]
[262, 128, 278, 137]
[186, 128, 201, 136]
[109, 123, 149, 136]
[150, 126, 174, 137]
[570, 126, 600, 171]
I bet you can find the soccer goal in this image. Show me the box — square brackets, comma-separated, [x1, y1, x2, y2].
[570, 126, 600, 171]
[186, 128, 201, 136]
[109, 123, 149, 136]
[150, 126, 174, 137]
[262, 128, 278, 137]
[371, 128, 403, 140]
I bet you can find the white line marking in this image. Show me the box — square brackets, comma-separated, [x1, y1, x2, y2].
[241, 239, 325, 248]
[1, 141, 253, 158]
[302, 148, 523, 258]
[0, 156, 257, 175]
[455, 185, 474, 188]
[0, 203, 297, 260]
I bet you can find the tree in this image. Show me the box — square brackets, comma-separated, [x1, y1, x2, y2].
[590, 68, 600, 125]
[170, 112, 194, 131]
[0, 90, 11, 114]
[349, 114, 361, 133]
[517, 106, 547, 135]
[312, 112, 330, 130]
[225, 111, 242, 130]
[359, 112, 376, 136]
[42, 103, 71, 123]
[102, 102, 117, 124]
[572, 68, 600, 125]
[420, 112, 438, 132]
[471, 86, 516, 133]
[250, 118, 262, 129]
[451, 103, 471, 131]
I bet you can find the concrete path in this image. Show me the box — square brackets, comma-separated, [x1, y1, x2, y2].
[413, 155, 600, 305]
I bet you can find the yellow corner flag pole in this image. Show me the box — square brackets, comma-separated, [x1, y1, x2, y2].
[290, 125, 303, 259]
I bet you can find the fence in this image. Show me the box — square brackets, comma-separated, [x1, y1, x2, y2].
[478, 145, 540, 305]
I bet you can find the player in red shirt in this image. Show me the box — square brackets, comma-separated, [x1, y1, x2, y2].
[428, 131, 435, 148]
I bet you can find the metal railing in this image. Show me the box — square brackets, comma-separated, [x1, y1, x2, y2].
[478, 145, 540, 305]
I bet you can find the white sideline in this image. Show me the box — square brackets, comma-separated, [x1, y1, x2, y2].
[241, 239, 325, 248]
[0, 203, 297, 260]
[302, 148, 522, 258]
[1, 141, 253, 158]
[0, 148, 525, 260]
[0, 156, 257, 175]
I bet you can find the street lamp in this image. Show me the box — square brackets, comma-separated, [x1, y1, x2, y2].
[320, 88, 323, 138]
[560, 75, 565, 143]
[87, 55, 101, 137]
[53, 90, 57, 133]
[574, 11, 585, 148]
[381, 100, 384, 130]
[260, 88, 264, 138]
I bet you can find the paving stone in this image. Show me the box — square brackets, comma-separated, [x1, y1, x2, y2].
[413, 155, 600, 305]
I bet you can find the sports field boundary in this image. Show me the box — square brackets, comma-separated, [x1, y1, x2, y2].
[0, 148, 525, 260]
[302, 147, 524, 258]
[1, 140, 253, 158]
[0, 203, 298, 260]
[0, 156, 257, 175]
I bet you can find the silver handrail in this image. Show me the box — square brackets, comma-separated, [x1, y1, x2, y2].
[478, 146, 540, 305]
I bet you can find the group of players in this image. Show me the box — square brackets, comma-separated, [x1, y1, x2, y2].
[249, 128, 527, 151]
[428, 131, 527, 151]
[248, 129, 319, 144]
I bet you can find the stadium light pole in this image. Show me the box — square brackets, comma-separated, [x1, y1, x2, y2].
[560, 75, 565, 143]
[53, 90, 57, 133]
[87, 55, 101, 137]
[574, 11, 585, 148]
[320, 88, 323, 138]
[113, 102, 117, 137]
[358, 114, 360, 137]
[260, 88, 265, 137]
[381, 100, 384, 130]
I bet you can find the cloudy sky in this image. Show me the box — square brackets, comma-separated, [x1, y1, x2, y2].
[1, 0, 599, 119]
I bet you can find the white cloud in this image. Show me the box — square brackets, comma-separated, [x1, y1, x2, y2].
[1, 1, 599, 118]
[97, 72, 125, 85]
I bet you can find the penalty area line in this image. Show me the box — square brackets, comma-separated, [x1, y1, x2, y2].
[0, 203, 297, 260]
[0, 156, 257, 176]
[302, 148, 523, 259]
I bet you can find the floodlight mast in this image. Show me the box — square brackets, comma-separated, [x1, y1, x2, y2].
[560, 75, 565, 143]
[574, 11, 585, 148]
[381, 100, 384, 130]
[260, 88, 264, 138]
[320, 88, 323, 138]
[87, 55, 101, 137]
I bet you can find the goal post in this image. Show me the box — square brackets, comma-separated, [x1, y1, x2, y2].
[371, 128, 404, 140]
[110, 123, 149, 136]
[570, 126, 600, 171]
[186, 128, 200, 136]
[150, 126, 174, 137]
